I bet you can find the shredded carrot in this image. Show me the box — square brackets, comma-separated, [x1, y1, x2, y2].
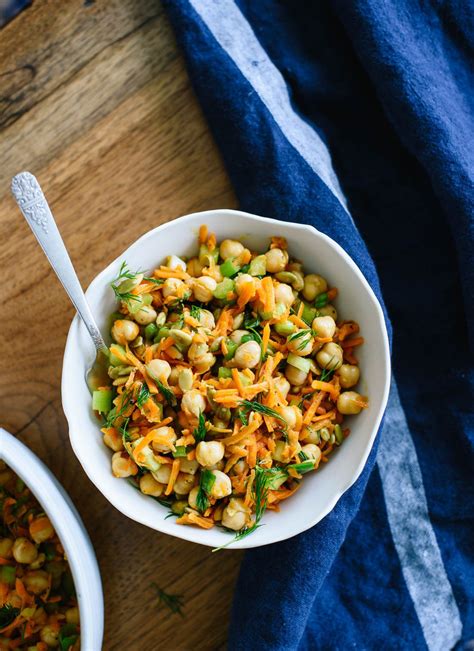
[154, 268, 190, 280]
[327, 287, 338, 301]
[337, 321, 360, 341]
[207, 232, 217, 251]
[262, 323, 271, 355]
[261, 276, 275, 313]
[165, 459, 181, 495]
[297, 301, 304, 318]
[247, 439, 257, 468]
[199, 224, 208, 243]
[340, 336, 364, 349]
[289, 314, 309, 329]
[312, 379, 340, 400]
[232, 368, 246, 397]
[237, 281, 256, 309]
[176, 512, 214, 529]
[303, 391, 326, 424]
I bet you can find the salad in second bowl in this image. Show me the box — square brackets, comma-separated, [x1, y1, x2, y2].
[92, 225, 368, 547]
[0, 463, 80, 650]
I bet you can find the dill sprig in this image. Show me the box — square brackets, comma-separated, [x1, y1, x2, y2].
[213, 464, 286, 551]
[193, 412, 207, 443]
[152, 583, 185, 617]
[319, 355, 338, 382]
[156, 380, 176, 406]
[0, 604, 20, 628]
[136, 383, 150, 409]
[239, 400, 287, 427]
[190, 304, 202, 320]
[196, 469, 216, 513]
[105, 389, 132, 428]
[110, 262, 142, 304]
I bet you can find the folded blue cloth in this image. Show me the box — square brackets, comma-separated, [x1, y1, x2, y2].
[164, 1, 473, 649]
[0, 0, 30, 26]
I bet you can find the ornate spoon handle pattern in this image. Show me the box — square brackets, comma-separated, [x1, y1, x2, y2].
[11, 172, 107, 352]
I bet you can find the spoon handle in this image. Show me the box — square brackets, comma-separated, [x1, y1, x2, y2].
[11, 172, 107, 352]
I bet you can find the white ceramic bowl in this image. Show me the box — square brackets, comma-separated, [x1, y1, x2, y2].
[62, 209, 390, 549]
[0, 428, 104, 648]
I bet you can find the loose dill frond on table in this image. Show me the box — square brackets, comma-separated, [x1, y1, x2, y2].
[151, 583, 185, 617]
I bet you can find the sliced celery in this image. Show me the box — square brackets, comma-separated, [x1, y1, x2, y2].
[92, 389, 112, 413]
[220, 258, 240, 277]
[213, 278, 235, 300]
[248, 255, 266, 276]
[287, 353, 311, 373]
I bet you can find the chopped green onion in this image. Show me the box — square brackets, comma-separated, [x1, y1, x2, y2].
[173, 446, 189, 458]
[287, 353, 311, 373]
[320, 427, 331, 442]
[213, 278, 235, 300]
[199, 244, 219, 266]
[224, 339, 238, 360]
[248, 255, 266, 276]
[274, 320, 296, 336]
[314, 292, 328, 308]
[0, 566, 16, 586]
[144, 323, 158, 341]
[193, 412, 207, 443]
[218, 367, 233, 379]
[220, 258, 240, 278]
[154, 326, 170, 343]
[334, 424, 344, 445]
[287, 461, 315, 475]
[92, 389, 112, 414]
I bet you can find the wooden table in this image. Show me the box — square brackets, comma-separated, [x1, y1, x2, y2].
[0, 1, 242, 648]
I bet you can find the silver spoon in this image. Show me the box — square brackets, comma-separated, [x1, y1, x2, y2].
[11, 171, 109, 390]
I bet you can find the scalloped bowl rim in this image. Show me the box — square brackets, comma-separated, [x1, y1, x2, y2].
[0, 428, 104, 648]
[62, 209, 390, 549]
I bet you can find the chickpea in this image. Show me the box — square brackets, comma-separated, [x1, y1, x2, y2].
[235, 273, 256, 295]
[146, 359, 171, 382]
[181, 389, 206, 418]
[318, 304, 338, 320]
[209, 470, 232, 499]
[337, 391, 367, 415]
[274, 319, 296, 337]
[301, 425, 320, 445]
[302, 274, 327, 302]
[139, 474, 165, 497]
[178, 368, 194, 392]
[168, 366, 180, 386]
[339, 364, 360, 389]
[188, 341, 209, 361]
[234, 340, 261, 369]
[230, 329, 250, 345]
[272, 439, 289, 462]
[278, 405, 302, 430]
[187, 257, 203, 277]
[0, 538, 13, 559]
[151, 426, 177, 453]
[188, 486, 200, 510]
[40, 624, 60, 647]
[222, 497, 249, 531]
[273, 375, 290, 400]
[301, 444, 322, 465]
[66, 607, 80, 626]
[197, 309, 215, 330]
[265, 248, 288, 273]
[111, 452, 138, 478]
[13, 537, 38, 564]
[194, 352, 216, 374]
[165, 255, 186, 271]
[162, 277, 185, 298]
[29, 516, 54, 544]
[228, 316, 243, 334]
[287, 331, 314, 356]
[193, 276, 217, 302]
[152, 464, 172, 484]
[312, 315, 336, 339]
[111, 319, 139, 345]
[196, 441, 225, 467]
[231, 459, 248, 476]
[285, 364, 308, 386]
[173, 473, 195, 495]
[316, 342, 343, 370]
[220, 239, 244, 260]
[103, 428, 123, 452]
[180, 459, 199, 475]
[24, 570, 49, 595]
[274, 283, 295, 307]
[134, 305, 157, 325]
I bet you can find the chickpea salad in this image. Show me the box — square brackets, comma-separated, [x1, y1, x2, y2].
[0, 463, 79, 650]
[93, 226, 368, 548]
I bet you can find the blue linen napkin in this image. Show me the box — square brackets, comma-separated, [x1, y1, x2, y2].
[0, 0, 30, 26]
[162, 1, 474, 649]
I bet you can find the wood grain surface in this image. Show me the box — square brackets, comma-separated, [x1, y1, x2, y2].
[0, 2, 242, 649]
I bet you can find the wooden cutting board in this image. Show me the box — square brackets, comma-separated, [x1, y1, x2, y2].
[0, 1, 241, 648]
